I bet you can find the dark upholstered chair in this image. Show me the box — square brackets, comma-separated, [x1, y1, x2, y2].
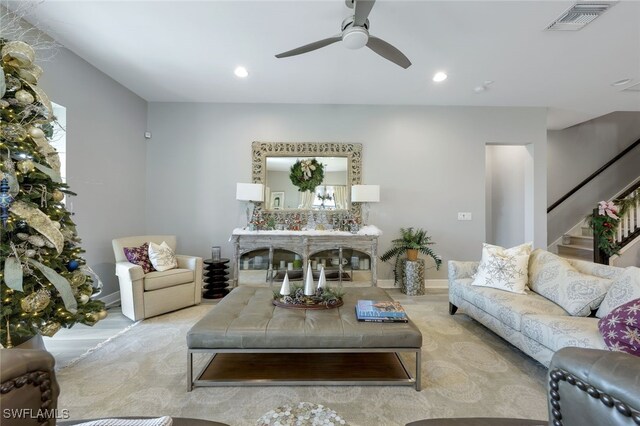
[0, 348, 228, 426]
[407, 347, 640, 426]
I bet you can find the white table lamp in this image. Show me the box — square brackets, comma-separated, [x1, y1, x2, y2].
[236, 183, 264, 228]
[351, 184, 380, 226]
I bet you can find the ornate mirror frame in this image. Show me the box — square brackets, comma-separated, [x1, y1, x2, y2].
[251, 141, 362, 223]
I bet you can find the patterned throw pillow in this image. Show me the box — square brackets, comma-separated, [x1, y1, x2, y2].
[148, 241, 178, 272]
[528, 249, 612, 317]
[472, 242, 532, 294]
[596, 267, 640, 318]
[123, 242, 155, 273]
[598, 298, 640, 356]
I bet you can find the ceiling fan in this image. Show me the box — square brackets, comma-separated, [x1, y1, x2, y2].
[275, 0, 411, 69]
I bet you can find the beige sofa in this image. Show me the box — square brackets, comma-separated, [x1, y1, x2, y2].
[112, 235, 203, 321]
[448, 250, 627, 367]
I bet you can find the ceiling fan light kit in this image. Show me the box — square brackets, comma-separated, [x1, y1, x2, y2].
[342, 27, 369, 49]
[275, 0, 411, 69]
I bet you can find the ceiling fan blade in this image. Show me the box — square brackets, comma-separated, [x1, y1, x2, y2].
[353, 0, 376, 27]
[275, 36, 342, 58]
[366, 36, 411, 69]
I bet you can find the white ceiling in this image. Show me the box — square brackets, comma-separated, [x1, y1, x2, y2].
[13, 0, 640, 130]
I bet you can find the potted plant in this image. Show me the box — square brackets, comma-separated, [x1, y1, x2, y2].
[380, 227, 442, 285]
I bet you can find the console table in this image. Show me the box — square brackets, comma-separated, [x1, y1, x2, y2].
[230, 226, 381, 286]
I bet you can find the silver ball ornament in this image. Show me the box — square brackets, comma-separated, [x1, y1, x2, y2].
[27, 235, 46, 247]
[25, 249, 36, 258]
[27, 126, 46, 140]
[79, 294, 90, 304]
[14, 89, 34, 105]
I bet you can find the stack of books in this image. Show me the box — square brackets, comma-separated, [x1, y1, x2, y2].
[355, 300, 408, 323]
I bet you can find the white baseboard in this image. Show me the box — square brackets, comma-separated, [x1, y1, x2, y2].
[99, 291, 121, 308]
[377, 279, 448, 289]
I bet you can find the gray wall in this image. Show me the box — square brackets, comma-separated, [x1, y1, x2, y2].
[548, 112, 640, 242]
[486, 145, 528, 247]
[146, 103, 547, 281]
[39, 47, 148, 297]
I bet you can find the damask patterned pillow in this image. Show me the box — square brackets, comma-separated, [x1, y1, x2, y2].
[471, 242, 532, 294]
[528, 249, 612, 317]
[598, 298, 640, 356]
[148, 241, 178, 272]
[123, 242, 155, 273]
[596, 267, 640, 318]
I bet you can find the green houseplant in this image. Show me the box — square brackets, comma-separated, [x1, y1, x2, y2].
[380, 227, 442, 285]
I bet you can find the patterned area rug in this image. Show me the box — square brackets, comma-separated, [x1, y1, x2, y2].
[56, 289, 548, 426]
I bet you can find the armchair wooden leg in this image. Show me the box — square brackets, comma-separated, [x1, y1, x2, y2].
[449, 302, 458, 315]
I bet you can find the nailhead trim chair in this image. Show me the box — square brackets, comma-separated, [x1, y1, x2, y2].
[112, 235, 203, 321]
[1, 348, 228, 426]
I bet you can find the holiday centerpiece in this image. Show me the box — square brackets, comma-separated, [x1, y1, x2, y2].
[273, 264, 344, 309]
[1, 39, 106, 347]
[289, 158, 324, 192]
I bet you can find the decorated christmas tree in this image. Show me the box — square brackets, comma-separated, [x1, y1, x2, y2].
[1, 39, 106, 347]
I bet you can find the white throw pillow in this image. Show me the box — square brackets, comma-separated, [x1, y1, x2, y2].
[528, 249, 613, 317]
[471, 242, 532, 294]
[596, 266, 640, 318]
[148, 241, 177, 272]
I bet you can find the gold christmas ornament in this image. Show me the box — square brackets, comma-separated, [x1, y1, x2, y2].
[69, 270, 87, 287]
[1, 41, 35, 68]
[14, 89, 35, 105]
[27, 125, 61, 173]
[79, 294, 90, 304]
[39, 321, 61, 337]
[18, 160, 35, 174]
[97, 309, 108, 320]
[85, 312, 99, 323]
[20, 289, 51, 313]
[52, 190, 64, 202]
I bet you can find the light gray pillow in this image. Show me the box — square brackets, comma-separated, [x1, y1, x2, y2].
[528, 249, 613, 316]
[596, 266, 640, 318]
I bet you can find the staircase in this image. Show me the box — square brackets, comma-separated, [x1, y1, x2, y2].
[555, 183, 640, 265]
[557, 227, 593, 262]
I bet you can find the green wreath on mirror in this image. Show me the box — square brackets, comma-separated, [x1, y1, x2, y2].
[289, 158, 324, 192]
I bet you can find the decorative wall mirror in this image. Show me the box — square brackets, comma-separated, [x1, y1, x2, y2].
[251, 141, 362, 222]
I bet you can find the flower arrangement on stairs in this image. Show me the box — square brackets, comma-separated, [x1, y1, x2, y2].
[587, 193, 640, 258]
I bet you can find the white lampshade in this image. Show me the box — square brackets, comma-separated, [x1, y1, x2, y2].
[236, 183, 264, 202]
[351, 185, 380, 203]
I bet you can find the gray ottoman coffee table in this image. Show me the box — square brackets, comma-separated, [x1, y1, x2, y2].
[187, 286, 423, 390]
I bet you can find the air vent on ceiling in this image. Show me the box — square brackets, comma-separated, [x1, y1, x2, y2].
[546, 1, 617, 31]
[622, 82, 640, 92]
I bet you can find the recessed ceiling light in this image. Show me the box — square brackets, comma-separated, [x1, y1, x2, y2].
[433, 72, 448, 83]
[611, 78, 632, 87]
[234, 66, 248, 78]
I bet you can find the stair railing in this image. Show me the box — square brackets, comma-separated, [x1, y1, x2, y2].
[548, 138, 640, 214]
[593, 182, 640, 264]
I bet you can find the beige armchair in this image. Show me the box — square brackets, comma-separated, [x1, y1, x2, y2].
[112, 235, 202, 321]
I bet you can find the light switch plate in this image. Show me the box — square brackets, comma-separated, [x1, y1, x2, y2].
[457, 212, 472, 221]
